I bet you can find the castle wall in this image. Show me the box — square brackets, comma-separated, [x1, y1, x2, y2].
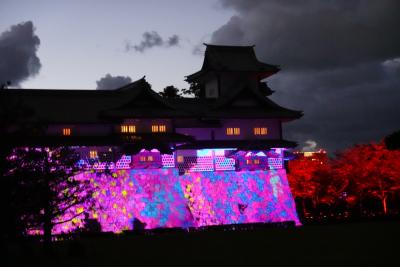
[54, 168, 300, 233]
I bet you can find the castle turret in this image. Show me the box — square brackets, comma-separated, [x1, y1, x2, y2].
[186, 44, 279, 99]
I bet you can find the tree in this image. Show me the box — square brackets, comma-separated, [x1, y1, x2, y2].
[1, 81, 11, 89]
[333, 143, 400, 215]
[0, 91, 35, 242]
[288, 157, 322, 216]
[5, 147, 93, 244]
[385, 130, 400, 150]
[159, 85, 182, 98]
[288, 152, 348, 218]
[181, 81, 203, 98]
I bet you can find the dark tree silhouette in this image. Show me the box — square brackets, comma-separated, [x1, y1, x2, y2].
[0, 90, 36, 242]
[385, 130, 400, 150]
[181, 81, 203, 98]
[159, 85, 182, 98]
[5, 147, 93, 244]
[1, 81, 11, 89]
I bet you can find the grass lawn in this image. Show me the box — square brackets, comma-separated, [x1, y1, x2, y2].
[7, 221, 400, 266]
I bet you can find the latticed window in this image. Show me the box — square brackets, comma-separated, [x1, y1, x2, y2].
[62, 128, 71, 136]
[226, 127, 240, 135]
[121, 125, 136, 133]
[254, 127, 268, 135]
[152, 125, 166, 132]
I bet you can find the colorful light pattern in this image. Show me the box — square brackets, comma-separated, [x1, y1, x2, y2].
[53, 168, 300, 233]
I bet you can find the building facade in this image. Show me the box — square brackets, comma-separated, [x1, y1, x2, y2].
[2, 44, 303, 232]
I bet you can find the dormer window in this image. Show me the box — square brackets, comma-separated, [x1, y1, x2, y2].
[254, 127, 268, 136]
[62, 128, 71, 136]
[121, 125, 136, 133]
[226, 127, 240, 135]
[152, 125, 166, 133]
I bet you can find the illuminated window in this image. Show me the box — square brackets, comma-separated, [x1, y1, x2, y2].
[147, 156, 153, 161]
[246, 159, 252, 164]
[89, 150, 98, 159]
[254, 127, 268, 135]
[304, 152, 313, 157]
[128, 125, 136, 133]
[226, 127, 240, 135]
[254, 159, 260, 164]
[140, 156, 146, 162]
[152, 125, 166, 133]
[121, 125, 136, 133]
[62, 128, 71, 136]
[177, 156, 184, 163]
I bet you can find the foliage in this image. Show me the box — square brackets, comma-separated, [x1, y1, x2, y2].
[288, 142, 400, 218]
[5, 147, 93, 243]
[159, 85, 182, 98]
[385, 130, 400, 150]
[333, 143, 400, 214]
[181, 81, 203, 98]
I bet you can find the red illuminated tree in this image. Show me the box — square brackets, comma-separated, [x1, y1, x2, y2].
[333, 143, 400, 215]
[288, 152, 348, 217]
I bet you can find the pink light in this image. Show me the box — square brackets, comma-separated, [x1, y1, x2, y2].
[52, 168, 300, 234]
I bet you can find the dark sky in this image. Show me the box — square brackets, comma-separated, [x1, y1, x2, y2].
[211, 0, 400, 153]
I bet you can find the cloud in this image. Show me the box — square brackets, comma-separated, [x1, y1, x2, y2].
[0, 21, 41, 87]
[302, 140, 317, 152]
[211, 0, 400, 153]
[126, 31, 180, 53]
[166, 35, 180, 47]
[96, 74, 132, 90]
[213, 0, 400, 71]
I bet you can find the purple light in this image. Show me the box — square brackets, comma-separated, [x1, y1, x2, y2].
[52, 165, 300, 234]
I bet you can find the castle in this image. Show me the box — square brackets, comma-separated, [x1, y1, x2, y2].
[2, 44, 303, 232]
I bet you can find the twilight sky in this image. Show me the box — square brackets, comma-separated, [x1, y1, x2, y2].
[1, 0, 399, 153]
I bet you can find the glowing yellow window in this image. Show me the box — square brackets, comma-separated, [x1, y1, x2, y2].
[121, 125, 135, 133]
[89, 150, 98, 159]
[254, 127, 268, 135]
[177, 156, 184, 163]
[152, 125, 166, 133]
[62, 128, 71, 136]
[128, 125, 136, 133]
[254, 159, 260, 164]
[147, 156, 153, 161]
[226, 127, 240, 135]
[140, 156, 146, 162]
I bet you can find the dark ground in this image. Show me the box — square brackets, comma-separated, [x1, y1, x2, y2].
[6, 221, 400, 266]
